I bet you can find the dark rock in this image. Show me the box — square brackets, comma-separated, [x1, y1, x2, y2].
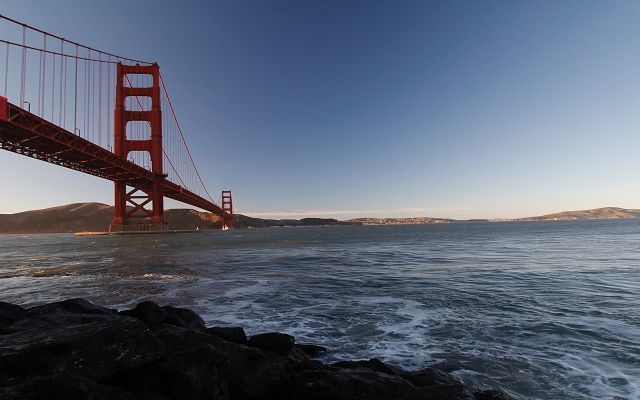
[247, 332, 295, 355]
[27, 298, 115, 316]
[105, 344, 229, 400]
[402, 367, 476, 399]
[161, 305, 206, 331]
[0, 312, 164, 384]
[0, 301, 26, 331]
[0, 373, 138, 400]
[151, 323, 283, 399]
[119, 302, 206, 331]
[0, 299, 512, 400]
[217, 340, 288, 399]
[119, 300, 168, 327]
[281, 366, 423, 400]
[152, 323, 222, 353]
[206, 326, 247, 344]
[296, 343, 327, 358]
[333, 358, 398, 375]
[287, 346, 311, 363]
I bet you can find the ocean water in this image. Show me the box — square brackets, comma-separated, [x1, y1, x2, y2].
[0, 220, 639, 399]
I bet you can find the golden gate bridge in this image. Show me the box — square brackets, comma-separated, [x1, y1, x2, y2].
[0, 15, 235, 230]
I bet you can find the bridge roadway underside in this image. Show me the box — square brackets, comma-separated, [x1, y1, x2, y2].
[0, 102, 233, 226]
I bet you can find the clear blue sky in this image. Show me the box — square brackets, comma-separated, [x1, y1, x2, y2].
[1, 0, 639, 219]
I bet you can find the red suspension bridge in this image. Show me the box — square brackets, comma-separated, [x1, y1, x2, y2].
[0, 15, 235, 230]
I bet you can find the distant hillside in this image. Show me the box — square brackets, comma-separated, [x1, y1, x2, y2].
[234, 214, 353, 228]
[1, 203, 638, 233]
[518, 207, 640, 221]
[347, 207, 640, 225]
[0, 203, 353, 233]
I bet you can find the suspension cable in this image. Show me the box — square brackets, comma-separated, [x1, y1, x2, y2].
[0, 14, 152, 65]
[159, 73, 217, 204]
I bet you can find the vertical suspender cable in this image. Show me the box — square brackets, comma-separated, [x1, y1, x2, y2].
[85, 50, 89, 140]
[62, 42, 67, 128]
[107, 55, 111, 151]
[98, 52, 102, 147]
[74, 44, 78, 135]
[4, 42, 8, 96]
[38, 46, 42, 115]
[51, 38, 56, 121]
[91, 53, 96, 143]
[20, 25, 25, 106]
[58, 40, 63, 125]
[41, 34, 46, 116]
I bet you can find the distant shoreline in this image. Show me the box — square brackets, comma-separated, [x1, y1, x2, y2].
[0, 203, 637, 233]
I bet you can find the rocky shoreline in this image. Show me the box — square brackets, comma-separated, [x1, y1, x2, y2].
[0, 298, 511, 399]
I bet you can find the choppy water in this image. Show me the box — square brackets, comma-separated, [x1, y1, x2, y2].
[0, 220, 639, 399]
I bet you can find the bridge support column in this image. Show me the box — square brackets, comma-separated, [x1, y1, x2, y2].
[109, 62, 166, 232]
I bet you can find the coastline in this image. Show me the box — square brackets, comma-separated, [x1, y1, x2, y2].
[0, 298, 511, 400]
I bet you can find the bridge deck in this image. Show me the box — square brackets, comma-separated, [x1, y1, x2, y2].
[0, 102, 233, 225]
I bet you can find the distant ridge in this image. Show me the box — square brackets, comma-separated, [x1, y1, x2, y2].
[0, 204, 638, 233]
[0, 203, 352, 233]
[517, 207, 640, 221]
[346, 207, 640, 225]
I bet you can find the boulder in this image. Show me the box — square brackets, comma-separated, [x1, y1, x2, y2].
[152, 323, 222, 353]
[333, 358, 398, 375]
[119, 302, 206, 331]
[0, 302, 26, 331]
[105, 344, 229, 400]
[0, 299, 513, 400]
[281, 366, 424, 400]
[27, 298, 115, 316]
[402, 368, 476, 399]
[247, 332, 295, 355]
[206, 326, 247, 344]
[216, 340, 288, 399]
[0, 311, 164, 384]
[119, 301, 168, 327]
[161, 305, 206, 331]
[0, 373, 138, 400]
[296, 344, 327, 358]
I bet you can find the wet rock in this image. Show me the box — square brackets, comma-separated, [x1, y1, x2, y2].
[161, 305, 206, 331]
[119, 300, 168, 327]
[247, 332, 295, 355]
[0, 298, 513, 400]
[402, 368, 475, 399]
[287, 346, 311, 363]
[333, 358, 399, 375]
[282, 366, 424, 400]
[0, 312, 164, 384]
[0, 301, 26, 331]
[296, 343, 327, 358]
[0, 373, 138, 400]
[152, 323, 223, 353]
[27, 298, 116, 316]
[105, 344, 229, 400]
[206, 326, 247, 344]
[119, 302, 205, 331]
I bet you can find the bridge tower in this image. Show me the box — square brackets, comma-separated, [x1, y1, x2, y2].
[109, 63, 165, 232]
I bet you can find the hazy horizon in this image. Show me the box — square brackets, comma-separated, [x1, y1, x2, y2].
[1, 198, 638, 221]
